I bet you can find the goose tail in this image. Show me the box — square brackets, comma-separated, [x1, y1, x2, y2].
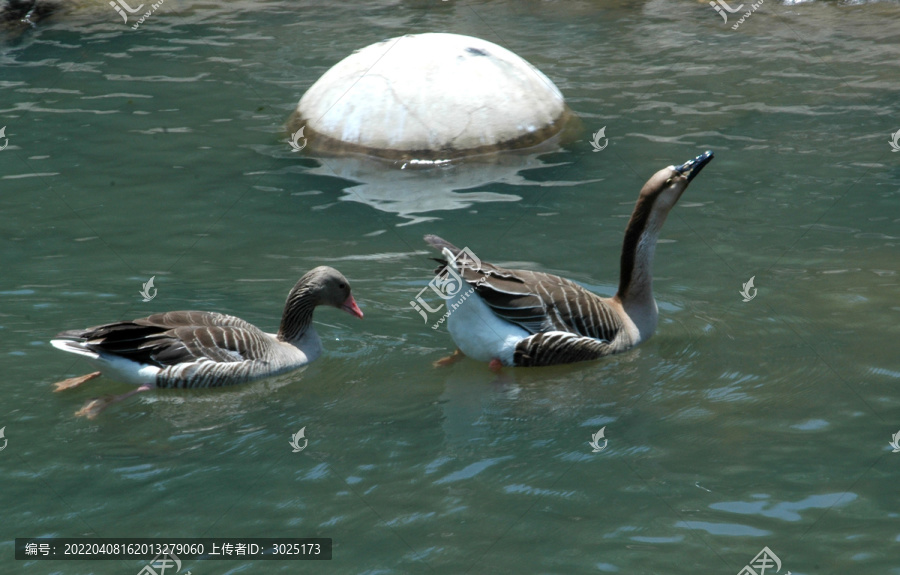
[50, 338, 99, 359]
[424, 235, 468, 272]
[424, 235, 462, 255]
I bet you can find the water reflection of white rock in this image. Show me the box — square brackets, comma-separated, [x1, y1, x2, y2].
[308, 150, 598, 226]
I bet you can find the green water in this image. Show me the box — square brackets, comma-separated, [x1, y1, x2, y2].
[2, 0, 899, 573]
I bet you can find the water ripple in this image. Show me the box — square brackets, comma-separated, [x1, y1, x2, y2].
[710, 492, 858, 522]
[674, 521, 770, 537]
[433, 456, 513, 484]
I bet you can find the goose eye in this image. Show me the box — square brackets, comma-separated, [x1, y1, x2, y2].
[339, 283, 346, 290]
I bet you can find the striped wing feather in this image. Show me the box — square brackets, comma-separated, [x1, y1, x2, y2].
[425, 235, 623, 341]
[514, 332, 616, 367]
[57, 311, 271, 367]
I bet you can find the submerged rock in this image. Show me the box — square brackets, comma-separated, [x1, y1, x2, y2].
[288, 33, 574, 161]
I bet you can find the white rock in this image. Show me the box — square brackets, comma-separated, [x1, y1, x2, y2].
[291, 33, 570, 159]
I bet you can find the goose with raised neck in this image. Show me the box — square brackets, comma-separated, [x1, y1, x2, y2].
[424, 151, 713, 368]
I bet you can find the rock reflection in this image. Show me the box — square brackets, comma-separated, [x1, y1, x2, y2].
[307, 148, 597, 226]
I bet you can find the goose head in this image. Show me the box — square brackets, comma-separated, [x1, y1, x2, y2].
[639, 150, 714, 213]
[279, 266, 363, 342]
[295, 266, 364, 318]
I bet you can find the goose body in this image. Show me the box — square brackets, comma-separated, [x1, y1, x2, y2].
[51, 311, 326, 388]
[425, 151, 714, 368]
[51, 266, 363, 398]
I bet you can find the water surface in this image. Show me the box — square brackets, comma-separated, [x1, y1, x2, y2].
[1, 0, 899, 573]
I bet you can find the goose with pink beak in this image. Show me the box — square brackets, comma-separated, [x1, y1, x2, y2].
[50, 266, 363, 418]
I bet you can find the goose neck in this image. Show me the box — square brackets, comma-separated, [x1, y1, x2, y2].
[616, 202, 670, 334]
[278, 287, 316, 342]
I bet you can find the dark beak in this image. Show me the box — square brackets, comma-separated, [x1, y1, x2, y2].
[674, 150, 714, 183]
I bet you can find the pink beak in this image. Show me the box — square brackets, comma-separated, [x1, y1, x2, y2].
[341, 295, 364, 318]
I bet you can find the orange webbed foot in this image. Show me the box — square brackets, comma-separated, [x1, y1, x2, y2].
[433, 349, 465, 368]
[75, 396, 116, 419]
[53, 371, 101, 392]
[75, 384, 152, 419]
